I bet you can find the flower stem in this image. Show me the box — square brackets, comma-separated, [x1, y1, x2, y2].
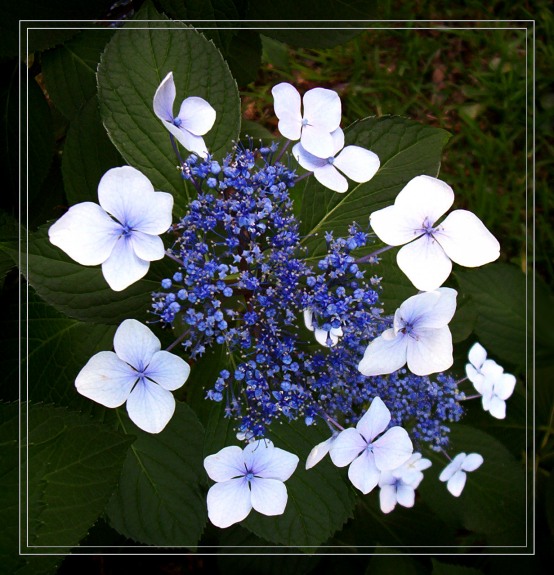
[459, 394, 482, 401]
[274, 139, 291, 163]
[294, 171, 313, 184]
[165, 250, 182, 265]
[166, 329, 191, 352]
[356, 244, 394, 264]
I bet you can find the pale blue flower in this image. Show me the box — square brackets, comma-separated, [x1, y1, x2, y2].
[439, 452, 483, 497]
[75, 319, 190, 433]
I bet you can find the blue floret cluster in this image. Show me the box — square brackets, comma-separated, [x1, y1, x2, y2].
[150, 143, 464, 448]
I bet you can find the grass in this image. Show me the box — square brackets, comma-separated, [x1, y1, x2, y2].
[241, 3, 552, 286]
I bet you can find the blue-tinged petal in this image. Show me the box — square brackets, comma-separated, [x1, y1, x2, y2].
[272, 82, 301, 138]
[243, 439, 274, 475]
[177, 96, 216, 136]
[126, 378, 175, 434]
[254, 447, 299, 481]
[113, 319, 161, 369]
[75, 351, 137, 407]
[396, 234, 453, 292]
[48, 202, 120, 266]
[329, 427, 366, 467]
[250, 478, 288, 516]
[302, 87, 341, 133]
[306, 435, 337, 470]
[372, 426, 413, 471]
[379, 483, 397, 513]
[396, 484, 415, 508]
[153, 71, 176, 123]
[356, 396, 391, 443]
[172, 127, 209, 157]
[461, 453, 484, 472]
[301, 126, 335, 159]
[292, 143, 327, 173]
[129, 231, 165, 262]
[468, 342, 487, 370]
[357, 332, 407, 376]
[446, 471, 467, 497]
[101, 235, 150, 291]
[369, 204, 422, 247]
[145, 350, 190, 391]
[347, 450, 380, 494]
[435, 209, 500, 267]
[313, 164, 349, 193]
[333, 146, 380, 183]
[439, 453, 465, 482]
[204, 446, 246, 482]
[413, 287, 457, 329]
[406, 325, 453, 376]
[206, 478, 252, 528]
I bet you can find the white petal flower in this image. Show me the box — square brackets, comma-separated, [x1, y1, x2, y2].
[465, 343, 516, 419]
[370, 175, 500, 291]
[292, 128, 380, 193]
[153, 71, 216, 157]
[390, 452, 432, 488]
[439, 452, 483, 497]
[272, 82, 342, 158]
[358, 288, 457, 376]
[204, 440, 299, 528]
[303, 308, 343, 347]
[378, 471, 417, 514]
[329, 397, 413, 494]
[75, 319, 190, 433]
[49, 166, 173, 292]
[305, 433, 338, 470]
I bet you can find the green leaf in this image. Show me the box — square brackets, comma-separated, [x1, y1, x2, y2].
[243, 420, 357, 548]
[419, 424, 527, 546]
[62, 96, 124, 204]
[24, 403, 134, 548]
[106, 402, 207, 548]
[299, 116, 451, 259]
[225, 30, 262, 86]
[455, 263, 527, 368]
[97, 2, 240, 214]
[41, 29, 114, 120]
[2, 225, 174, 324]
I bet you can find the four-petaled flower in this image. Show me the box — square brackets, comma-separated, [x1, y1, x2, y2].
[358, 288, 457, 377]
[466, 343, 516, 419]
[329, 397, 413, 494]
[303, 308, 343, 347]
[272, 82, 342, 158]
[439, 452, 484, 497]
[305, 432, 339, 470]
[292, 128, 380, 193]
[204, 440, 299, 528]
[75, 319, 191, 433]
[369, 175, 500, 292]
[154, 71, 216, 157]
[48, 166, 173, 291]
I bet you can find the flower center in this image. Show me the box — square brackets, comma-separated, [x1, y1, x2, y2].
[173, 117, 183, 128]
[301, 118, 309, 127]
[417, 216, 436, 237]
[326, 157, 335, 165]
[121, 223, 134, 238]
[245, 471, 255, 482]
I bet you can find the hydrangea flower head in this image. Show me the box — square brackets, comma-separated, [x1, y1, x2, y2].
[204, 440, 299, 528]
[439, 452, 484, 497]
[272, 82, 342, 158]
[292, 128, 380, 193]
[75, 319, 190, 433]
[370, 175, 500, 291]
[48, 166, 173, 291]
[358, 288, 457, 377]
[153, 71, 216, 157]
[465, 343, 516, 419]
[329, 397, 413, 494]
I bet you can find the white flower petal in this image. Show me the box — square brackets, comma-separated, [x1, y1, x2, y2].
[379, 484, 397, 513]
[330, 127, 345, 154]
[204, 446, 246, 482]
[439, 453, 465, 482]
[302, 87, 341, 133]
[333, 146, 380, 183]
[101, 236, 150, 291]
[348, 450, 381, 494]
[153, 71, 176, 123]
[461, 453, 484, 472]
[446, 471, 467, 497]
[129, 231, 165, 262]
[329, 427, 367, 467]
[301, 126, 336, 159]
[314, 326, 340, 347]
[372, 426, 413, 471]
[406, 325, 453, 375]
[206, 478, 252, 528]
[303, 308, 314, 331]
[292, 143, 328, 172]
[305, 435, 336, 470]
[466, 364, 485, 389]
[468, 342, 487, 370]
[436, 209, 500, 267]
[370, 205, 423, 247]
[75, 351, 137, 408]
[272, 82, 302, 140]
[396, 484, 415, 508]
[177, 96, 216, 136]
[113, 319, 161, 369]
[395, 175, 455, 227]
[356, 396, 391, 444]
[48, 202, 120, 266]
[412, 287, 457, 330]
[358, 332, 407, 376]
[494, 373, 516, 400]
[126, 379, 175, 433]
[396, 234, 453, 292]
[250, 478, 288, 516]
[145, 350, 191, 391]
[488, 396, 507, 419]
[313, 163, 349, 193]
[250, 444, 299, 481]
